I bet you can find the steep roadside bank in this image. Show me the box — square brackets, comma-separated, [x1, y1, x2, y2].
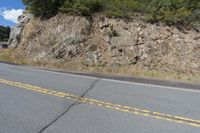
[4, 13, 200, 83]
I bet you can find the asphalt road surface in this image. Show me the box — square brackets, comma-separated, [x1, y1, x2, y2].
[0, 62, 200, 133]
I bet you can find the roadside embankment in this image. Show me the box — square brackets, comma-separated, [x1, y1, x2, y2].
[2, 12, 200, 83]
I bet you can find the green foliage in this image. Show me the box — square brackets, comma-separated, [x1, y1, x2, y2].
[22, 0, 65, 17]
[60, 0, 102, 15]
[0, 26, 10, 42]
[100, 0, 141, 17]
[22, 0, 200, 25]
[59, 0, 146, 17]
[147, 0, 200, 25]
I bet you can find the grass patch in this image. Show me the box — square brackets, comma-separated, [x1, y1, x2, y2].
[0, 50, 199, 84]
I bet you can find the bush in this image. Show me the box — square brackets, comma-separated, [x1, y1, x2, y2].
[22, 0, 200, 26]
[60, 0, 102, 15]
[147, 0, 200, 25]
[100, 0, 142, 17]
[22, 0, 65, 17]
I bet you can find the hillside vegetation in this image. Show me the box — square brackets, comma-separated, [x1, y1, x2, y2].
[22, 0, 200, 26]
[0, 26, 10, 41]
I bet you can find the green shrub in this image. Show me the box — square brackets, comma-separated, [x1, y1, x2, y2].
[22, 0, 65, 17]
[22, 0, 200, 26]
[60, 0, 102, 15]
[147, 0, 200, 25]
[97, 0, 143, 17]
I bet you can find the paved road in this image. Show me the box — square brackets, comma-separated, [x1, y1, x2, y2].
[0, 62, 200, 133]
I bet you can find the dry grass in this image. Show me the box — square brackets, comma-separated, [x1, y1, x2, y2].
[0, 50, 199, 84]
[0, 49, 27, 64]
[83, 66, 200, 83]
[0, 49, 13, 62]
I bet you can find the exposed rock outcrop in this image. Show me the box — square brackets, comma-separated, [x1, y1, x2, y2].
[9, 11, 33, 48]
[12, 13, 200, 77]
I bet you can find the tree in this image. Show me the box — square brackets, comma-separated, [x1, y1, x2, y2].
[22, 0, 200, 26]
[147, 0, 200, 25]
[22, 0, 65, 17]
[60, 0, 103, 15]
[0, 26, 10, 42]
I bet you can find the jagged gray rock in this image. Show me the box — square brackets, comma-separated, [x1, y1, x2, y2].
[12, 14, 200, 77]
[9, 11, 33, 48]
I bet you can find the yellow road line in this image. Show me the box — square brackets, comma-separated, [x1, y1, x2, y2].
[0, 78, 200, 127]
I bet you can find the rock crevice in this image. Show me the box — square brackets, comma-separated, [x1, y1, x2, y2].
[9, 13, 200, 77]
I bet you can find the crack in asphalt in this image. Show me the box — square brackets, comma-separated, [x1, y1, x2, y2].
[38, 78, 101, 133]
[80, 78, 101, 98]
[38, 101, 77, 133]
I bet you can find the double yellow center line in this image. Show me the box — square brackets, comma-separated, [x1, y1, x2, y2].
[0, 78, 200, 127]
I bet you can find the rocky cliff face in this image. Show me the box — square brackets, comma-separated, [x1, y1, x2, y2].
[9, 11, 33, 48]
[11, 13, 200, 77]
